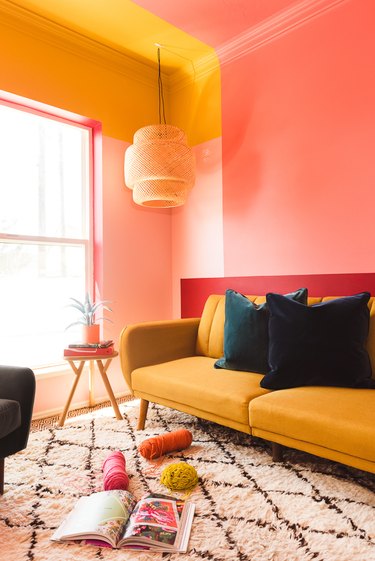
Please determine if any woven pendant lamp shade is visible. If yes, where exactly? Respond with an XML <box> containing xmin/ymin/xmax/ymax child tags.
<box><xmin>124</xmin><ymin>124</ymin><xmax>195</xmax><ymax>208</ymax></box>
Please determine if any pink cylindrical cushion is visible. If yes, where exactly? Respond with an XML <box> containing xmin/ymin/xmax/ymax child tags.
<box><xmin>102</xmin><ymin>451</ymin><xmax>129</xmax><ymax>490</ymax></box>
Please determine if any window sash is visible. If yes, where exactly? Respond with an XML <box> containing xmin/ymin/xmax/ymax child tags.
<box><xmin>0</xmin><ymin>99</ymin><xmax>94</xmax><ymax>369</ymax></box>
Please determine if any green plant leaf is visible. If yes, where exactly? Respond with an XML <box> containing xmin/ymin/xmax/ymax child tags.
<box><xmin>65</xmin><ymin>294</ymin><xmax>113</xmax><ymax>330</ymax></box>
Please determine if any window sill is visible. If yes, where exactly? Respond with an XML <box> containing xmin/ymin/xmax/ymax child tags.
<box><xmin>34</xmin><ymin>363</ymin><xmax>71</xmax><ymax>379</ymax></box>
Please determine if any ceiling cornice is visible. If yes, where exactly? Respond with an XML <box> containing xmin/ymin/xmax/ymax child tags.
<box><xmin>170</xmin><ymin>0</ymin><xmax>347</xmax><ymax>91</ymax></box>
<box><xmin>0</xmin><ymin>0</ymin><xmax>158</xmax><ymax>88</ymax></box>
<box><xmin>168</xmin><ymin>52</ymin><xmax>220</xmax><ymax>93</ymax></box>
<box><xmin>216</xmin><ymin>0</ymin><xmax>347</xmax><ymax>67</ymax></box>
<box><xmin>0</xmin><ymin>0</ymin><xmax>348</xmax><ymax>93</ymax></box>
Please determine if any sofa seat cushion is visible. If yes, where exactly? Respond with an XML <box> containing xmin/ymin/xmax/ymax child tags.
<box><xmin>249</xmin><ymin>386</ymin><xmax>375</xmax><ymax>462</ymax></box>
<box><xmin>132</xmin><ymin>356</ymin><xmax>269</xmax><ymax>426</ymax></box>
<box><xmin>0</xmin><ymin>399</ymin><xmax>21</xmax><ymax>439</ymax></box>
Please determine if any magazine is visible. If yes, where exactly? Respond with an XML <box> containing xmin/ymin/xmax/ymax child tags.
<box><xmin>68</xmin><ymin>340</ymin><xmax>114</xmax><ymax>349</ymax></box>
<box><xmin>51</xmin><ymin>490</ymin><xmax>195</xmax><ymax>552</ymax></box>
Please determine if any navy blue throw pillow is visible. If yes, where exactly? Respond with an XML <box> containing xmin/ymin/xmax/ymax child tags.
<box><xmin>261</xmin><ymin>292</ymin><xmax>375</xmax><ymax>390</ymax></box>
<box><xmin>214</xmin><ymin>288</ymin><xmax>308</xmax><ymax>374</ymax></box>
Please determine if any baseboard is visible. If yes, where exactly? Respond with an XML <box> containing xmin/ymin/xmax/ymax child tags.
<box><xmin>32</xmin><ymin>391</ymin><xmax>133</xmax><ymax>420</ymax></box>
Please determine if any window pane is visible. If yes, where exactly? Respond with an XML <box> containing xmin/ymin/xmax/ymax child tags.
<box><xmin>0</xmin><ymin>104</ymin><xmax>89</xmax><ymax>239</ymax></box>
<box><xmin>0</xmin><ymin>99</ymin><xmax>92</xmax><ymax>369</ymax></box>
<box><xmin>0</xmin><ymin>242</ymin><xmax>87</xmax><ymax>367</ymax></box>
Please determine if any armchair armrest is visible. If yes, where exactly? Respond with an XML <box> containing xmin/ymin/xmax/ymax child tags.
<box><xmin>0</xmin><ymin>365</ymin><xmax>36</xmax><ymax>457</ymax></box>
<box><xmin>119</xmin><ymin>318</ymin><xmax>200</xmax><ymax>392</ymax></box>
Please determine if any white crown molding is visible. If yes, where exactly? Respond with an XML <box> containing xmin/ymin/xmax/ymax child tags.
<box><xmin>0</xmin><ymin>0</ymin><xmax>157</xmax><ymax>88</ymax></box>
<box><xmin>0</xmin><ymin>0</ymin><xmax>347</xmax><ymax>94</ymax></box>
<box><xmin>216</xmin><ymin>0</ymin><xmax>347</xmax><ymax>67</ymax></box>
<box><xmin>169</xmin><ymin>0</ymin><xmax>347</xmax><ymax>91</ymax></box>
<box><xmin>169</xmin><ymin>52</ymin><xmax>221</xmax><ymax>93</ymax></box>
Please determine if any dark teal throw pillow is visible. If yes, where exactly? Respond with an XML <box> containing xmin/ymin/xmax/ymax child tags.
<box><xmin>214</xmin><ymin>287</ymin><xmax>308</xmax><ymax>374</ymax></box>
<box><xmin>261</xmin><ymin>292</ymin><xmax>374</xmax><ymax>390</ymax></box>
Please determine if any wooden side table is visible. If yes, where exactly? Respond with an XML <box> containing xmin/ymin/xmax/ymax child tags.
<box><xmin>58</xmin><ymin>351</ymin><xmax>122</xmax><ymax>427</ymax></box>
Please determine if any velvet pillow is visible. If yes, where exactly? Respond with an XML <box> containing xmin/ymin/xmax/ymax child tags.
<box><xmin>214</xmin><ymin>287</ymin><xmax>308</xmax><ymax>374</ymax></box>
<box><xmin>261</xmin><ymin>292</ymin><xmax>375</xmax><ymax>390</ymax></box>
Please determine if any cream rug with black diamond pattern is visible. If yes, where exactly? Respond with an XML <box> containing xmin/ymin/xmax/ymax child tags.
<box><xmin>1</xmin><ymin>399</ymin><xmax>375</xmax><ymax>561</ymax></box>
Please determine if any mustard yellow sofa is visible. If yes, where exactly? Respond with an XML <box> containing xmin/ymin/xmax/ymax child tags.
<box><xmin>119</xmin><ymin>294</ymin><xmax>375</xmax><ymax>474</ymax></box>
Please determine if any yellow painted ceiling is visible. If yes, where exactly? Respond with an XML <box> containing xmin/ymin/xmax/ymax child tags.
<box><xmin>8</xmin><ymin>0</ymin><xmax>215</xmax><ymax>74</ymax></box>
<box><xmin>2</xmin><ymin>0</ymin><xmax>298</xmax><ymax>144</ymax></box>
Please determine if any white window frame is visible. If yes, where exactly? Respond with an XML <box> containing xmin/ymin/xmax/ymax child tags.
<box><xmin>0</xmin><ymin>94</ymin><xmax>96</xmax><ymax>372</ymax></box>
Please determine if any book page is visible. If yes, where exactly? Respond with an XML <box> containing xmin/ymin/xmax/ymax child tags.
<box><xmin>120</xmin><ymin>494</ymin><xmax>182</xmax><ymax>548</ymax></box>
<box><xmin>52</xmin><ymin>490</ymin><xmax>136</xmax><ymax>547</ymax></box>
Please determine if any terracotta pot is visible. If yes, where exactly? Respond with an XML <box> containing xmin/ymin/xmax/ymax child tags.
<box><xmin>82</xmin><ymin>324</ymin><xmax>100</xmax><ymax>344</ymax></box>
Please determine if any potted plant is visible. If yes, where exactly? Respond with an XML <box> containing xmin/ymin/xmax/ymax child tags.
<box><xmin>66</xmin><ymin>292</ymin><xmax>113</xmax><ymax>344</ymax></box>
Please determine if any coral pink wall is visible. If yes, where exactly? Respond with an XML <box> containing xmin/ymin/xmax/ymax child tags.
<box><xmin>171</xmin><ymin>137</ymin><xmax>224</xmax><ymax>316</ymax></box>
<box><xmin>100</xmin><ymin>135</ymin><xmax>173</xmax><ymax>386</ymax></box>
<box><xmin>101</xmin><ymin>136</ymin><xmax>172</xmax><ymax>325</ymax></box>
<box><xmin>33</xmin><ymin>135</ymin><xmax>173</xmax><ymax>415</ymax></box>
<box><xmin>220</xmin><ymin>0</ymin><xmax>375</xmax><ymax>276</ymax></box>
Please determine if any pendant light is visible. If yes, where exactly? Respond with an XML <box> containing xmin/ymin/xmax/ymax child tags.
<box><xmin>124</xmin><ymin>48</ymin><xmax>195</xmax><ymax>208</ymax></box>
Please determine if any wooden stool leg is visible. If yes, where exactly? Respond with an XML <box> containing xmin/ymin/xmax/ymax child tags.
<box><xmin>96</xmin><ymin>359</ymin><xmax>123</xmax><ymax>420</ymax></box>
<box><xmin>58</xmin><ymin>361</ymin><xmax>85</xmax><ymax>427</ymax></box>
<box><xmin>88</xmin><ymin>361</ymin><xmax>95</xmax><ymax>407</ymax></box>
<box><xmin>137</xmin><ymin>399</ymin><xmax>149</xmax><ymax>430</ymax></box>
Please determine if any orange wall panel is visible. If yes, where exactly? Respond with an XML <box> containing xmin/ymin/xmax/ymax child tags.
<box><xmin>169</xmin><ymin>63</ymin><xmax>222</xmax><ymax>146</ymax></box>
<box><xmin>0</xmin><ymin>18</ymin><xmax>157</xmax><ymax>142</ymax></box>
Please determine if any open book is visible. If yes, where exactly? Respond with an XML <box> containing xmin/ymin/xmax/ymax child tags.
<box><xmin>51</xmin><ymin>490</ymin><xmax>195</xmax><ymax>552</ymax></box>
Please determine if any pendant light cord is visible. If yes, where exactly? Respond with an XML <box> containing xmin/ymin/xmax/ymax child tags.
<box><xmin>158</xmin><ymin>47</ymin><xmax>167</xmax><ymax>125</ymax></box>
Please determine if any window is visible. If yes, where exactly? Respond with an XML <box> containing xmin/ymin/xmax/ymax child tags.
<box><xmin>0</xmin><ymin>101</ymin><xmax>92</xmax><ymax>368</ymax></box>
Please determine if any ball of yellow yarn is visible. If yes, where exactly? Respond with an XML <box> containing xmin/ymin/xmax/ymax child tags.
<box><xmin>160</xmin><ymin>462</ymin><xmax>198</xmax><ymax>491</ymax></box>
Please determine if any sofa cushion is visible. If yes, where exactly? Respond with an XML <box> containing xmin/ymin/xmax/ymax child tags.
<box><xmin>0</xmin><ymin>399</ymin><xmax>21</xmax><ymax>439</ymax></box>
<box><xmin>131</xmin><ymin>356</ymin><xmax>269</xmax><ymax>426</ymax></box>
<box><xmin>215</xmin><ymin>288</ymin><xmax>308</xmax><ymax>374</ymax></box>
<box><xmin>261</xmin><ymin>292</ymin><xmax>375</xmax><ymax>390</ymax></box>
<box><xmin>249</xmin><ymin>386</ymin><xmax>375</xmax><ymax>462</ymax></box>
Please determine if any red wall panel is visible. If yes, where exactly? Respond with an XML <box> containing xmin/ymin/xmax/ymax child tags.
<box><xmin>181</xmin><ymin>273</ymin><xmax>375</xmax><ymax>317</ymax></box>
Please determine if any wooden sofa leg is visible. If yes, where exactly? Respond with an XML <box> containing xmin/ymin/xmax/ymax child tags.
<box><xmin>0</xmin><ymin>458</ymin><xmax>4</xmax><ymax>495</ymax></box>
<box><xmin>272</xmin><ymin>442</ymin><xmax>284</xmax><ymax>462</ymax></box>
<box><xmin>137</xmin><ymin>399</ymin><xmax>149</xmax><ymax>430</ymax></box>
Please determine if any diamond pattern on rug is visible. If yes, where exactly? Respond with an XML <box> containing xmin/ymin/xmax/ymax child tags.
<box><xmin>1</xmin><ymin>400</ymin><xmax>375</xmax><ymax>561</ymax></box>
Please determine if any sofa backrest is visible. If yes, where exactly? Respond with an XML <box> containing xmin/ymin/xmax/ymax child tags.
<box><xmin>196</xmin><ymin>294</ymin><xmax>375</xmax><ymax>378</ymax></box>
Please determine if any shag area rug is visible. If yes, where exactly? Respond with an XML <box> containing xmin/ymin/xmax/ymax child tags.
<box><xmin>1</xmin><ymin>400</ymin><xmax>375</xmax><ymax>561</ymax></box>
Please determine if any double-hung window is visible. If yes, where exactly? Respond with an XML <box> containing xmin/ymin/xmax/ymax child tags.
<box><xmin>0</xmin><ymin>100</ymin><xmax>92</xmax><ymax>369</ymax></box>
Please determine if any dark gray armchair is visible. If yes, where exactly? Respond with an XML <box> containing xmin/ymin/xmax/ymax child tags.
<box><xmin>0</xmin><ymin>365</ymin><xmax>36</xmax><ymax>494</ymax></box>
